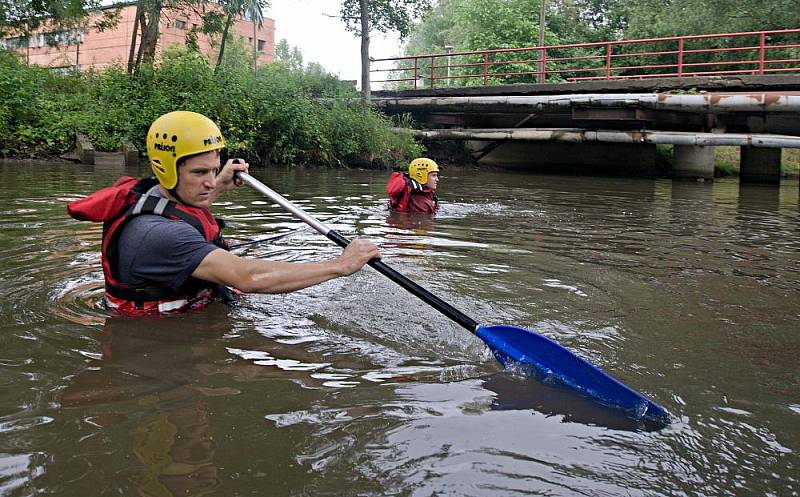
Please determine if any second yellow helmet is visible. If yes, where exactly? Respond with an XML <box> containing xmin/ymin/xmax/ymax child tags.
<box><xmin>408</xmin><ymin>158</ymin><xmax>439</xmax><ymax>184</ymax></box>
<box><xmin>146</xmin><ymin>111</ymin><xmax>226</xmax><ymax>189</ymax></box>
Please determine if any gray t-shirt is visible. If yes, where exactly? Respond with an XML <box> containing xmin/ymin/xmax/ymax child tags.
<box><xmin>116</xmin><ymin>187</ymin><xmax>219</xmax><ymax>289</ymax></box>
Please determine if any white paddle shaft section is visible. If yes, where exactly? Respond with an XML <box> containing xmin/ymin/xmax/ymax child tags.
<box><xmin>236</xmin><ymin>172</ymin><xmax>332</xmax><ymax>237</ymax></box>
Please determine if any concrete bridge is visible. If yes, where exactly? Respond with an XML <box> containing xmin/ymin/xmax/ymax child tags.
<box><xmin>370</xmin><ymin>29</ymin><xmax>800</xmax><ymax>183</ymax></box>
<box><xmin>373</xmin><ymin>75</ymin><xmax>800</xmax><ymax>183</ymax></box>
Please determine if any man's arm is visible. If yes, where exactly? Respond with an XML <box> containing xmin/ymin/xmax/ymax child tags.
<box><xmin>191</xmin><ymin>238</ymin><xmax>381</xmax><ymax>294</ymax></box>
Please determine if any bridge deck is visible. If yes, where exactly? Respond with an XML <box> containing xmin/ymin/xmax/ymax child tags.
<box><xmin>374</xmin><ymin>76</ymin><xmax>800</xmax><ymax>141</ymax></box>
<box><xmin>375</xmin><ymin>76</ymin><xmax>800</xmax><ymax>182</ymax></box>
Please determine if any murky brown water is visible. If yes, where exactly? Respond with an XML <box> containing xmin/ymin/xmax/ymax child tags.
<box><xmin>0</xmin><ymin>162</ymin><xmax>798</xmax><ymax>496</ymax></box>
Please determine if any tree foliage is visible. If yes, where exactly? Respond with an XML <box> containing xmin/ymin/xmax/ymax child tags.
<box><xmin>401</xmin><ymin>0</ymin><xmax>799</xmax><ymax>85</ymax></box>
<box><xmin>336</xmin><ymin>0</ymin><xmax>432</xmax><ymax>100</ymax></box>
<box><xmin>407</xmin><ymin>0</ymin><xmax>799</xmax><ymax>52</ymax></box>
<box><xmin>616</xmin><ymin>0</ymin><xmax>799</xmax><ymax>39</ymax></box>
<box><xmin>405</xmin><ymin>0</ymin><xmax>620</xmax><ymax>56</ymax></box>
<box><xmin>339</xmin><ymin>0</ymin><xmax>430</xmax><ymax>37</ymax></box>
<box><xmin>1</xmin><ymin>0</ymin><xmax>96</xmax><ymax>36</ymax></box>
<box><xmin>0</xmin><ymin>48</ymin><xmax>421</xmax><ymax>165</ymax></box>
<box><xmin>0</xmin><ymin>0</ymin><xmax>124</xmax><ymax>43</ymax></box>
<box><xmin>274</xmin><ymin>38</ymin><xmax>303</xmax><ymax>70</ymax></box>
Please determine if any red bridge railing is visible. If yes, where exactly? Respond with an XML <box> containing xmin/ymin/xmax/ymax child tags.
<box><xmin>371</xmin><ymin>28</ymin><xmax>800</xmax><ymax>89</ymax></box>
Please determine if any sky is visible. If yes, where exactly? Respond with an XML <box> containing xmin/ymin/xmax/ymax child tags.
<box><xmin>265</xmin><ymin>0</ymin><xmax>403</xmax><ymax>87</ymax></box>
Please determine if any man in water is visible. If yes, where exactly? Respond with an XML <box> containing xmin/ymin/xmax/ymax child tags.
<box><xmin>386</xmin><ymin>158</ymin><xmax>440</xmax><ymax>214</ymax></box>
<box><xmin>68</xmin><ymin>110</ymin><xmax>380</xmax><ymax>316</ymax></box>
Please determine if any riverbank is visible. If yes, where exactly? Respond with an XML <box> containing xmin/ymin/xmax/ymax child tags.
<box><xmin>0</xmin><ymin>48</ymin><xmax>421</xmax><ymax>169</ymax></box>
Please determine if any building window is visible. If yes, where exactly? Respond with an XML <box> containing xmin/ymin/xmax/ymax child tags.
<box><xmin>44</xmin><ymin>30</ymin><xmax>80</xmax><ymax>46</ymax></box>
<box><xmin>175</xmin><ymin>20</ymin><xmax>186</xmax><ymax>29</ymax></box>
<box><xmin>0</xmin><ymin>36</ymin><xmax>28</xmax><ymax>49</ymax></box>
<box><xmin>257</xmin><ymin>39</ymin><xmax>265</xmax><ymax>52</ymax></box>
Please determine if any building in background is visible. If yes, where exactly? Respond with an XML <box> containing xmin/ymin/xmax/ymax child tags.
<box><xmin>0</xmin><ymin>3</ymin><xmax>275</xmax><ymax>72</ymax></box>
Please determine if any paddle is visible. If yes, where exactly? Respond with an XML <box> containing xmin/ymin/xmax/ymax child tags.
<box><xmin>235</xmin><ymin>171</ymin><xmax>671</xmax><ymax>425</ymax></box>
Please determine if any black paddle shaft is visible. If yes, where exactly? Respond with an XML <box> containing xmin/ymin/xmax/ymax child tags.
<box><xmin>325</xmin><ymin>230</ymin><xmax>480</xmax><ymax>333</ymax></box>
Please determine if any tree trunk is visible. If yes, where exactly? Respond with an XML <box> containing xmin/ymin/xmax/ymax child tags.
<box><xmin>127</xmin><ymin>0</ymin><xmax>142</xmax><ymax>74</ymax></box>
<box><xmin>216</xmin><ymin>13</ymin><xmax>235</xmax><ymax>70</ymax></box>
<box><xmin>359</xmin><ymin>0</ymin><xmax>370</xmax><ymax>102</ymax></box>
<box><xmin>135</xmin><ymin>11</ymin><xmax>147</xmax><ymax>69</ymax></box>
<box><xmin>139</xmin><ymin>0</ymin><xmax>163</xmax><ymax>64</ymax></box>
<box><xmin>538</xmin><ymin>0</ymin><xmax>546</xmax><ymax>83</ymax></box>
<box><xmin>252</xmin><ymin>14</ymin><xmax>257</xmax><ymax>75</ymax></box>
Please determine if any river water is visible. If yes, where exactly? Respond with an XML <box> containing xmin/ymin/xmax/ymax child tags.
<box><xmin>0</xmin><ymin>162</ymin><xmax>797</xmax><ymax>496</ymax></box>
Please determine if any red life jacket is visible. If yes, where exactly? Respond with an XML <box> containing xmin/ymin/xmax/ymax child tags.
<box><xmin>67</xmin><ymin>176</ymin><xmax>228</xmax><ymax>316</ymax></box>
<box><xmin>386</xmin><ymin>171</ymin><xmax>438</xmax><ymax>214</ymax></box>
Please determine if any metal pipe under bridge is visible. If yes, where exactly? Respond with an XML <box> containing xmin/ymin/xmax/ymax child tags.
<box><xmin>371</xmin><ymin>29</ymin><xmax>800</xmax><ymax>183</ymax></box>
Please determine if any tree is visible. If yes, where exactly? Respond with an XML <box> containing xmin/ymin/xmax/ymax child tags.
<box><xmin>216</xmin><ymin>0</ymin><xmax>266</xmax><ymax>70</ymax></box>
<box><xmin>275</xmin><ymin>38</ymin><xmax>303</xmax><ymax>70</ymax></box>
<box><xmin>127</xmin><ymin>0</ymin><xmax>165</xmax><ymax>74</ymax></box>
<box><xmin>0</xmin><ymin>0</ymin><xmax>99</xmax><ymax>36</ymax></box>
<box><xmin>616</xmin><ymin>0</ymin><xmax>799</xmax><ymax>38</ymax></box>
<box><xmin>337</xmin><ymin>0</ymin><xmax>432</xmax><ymax>101</ymax></box>
<box><xmin>1</xmin><ymin>0</ymin><xmax>121</xmax><ymax>55</ymax></box>
<box><xmin>403</xmin><ymin>0</ymin><xmax>564</xmax><ymax>85</ymax></box>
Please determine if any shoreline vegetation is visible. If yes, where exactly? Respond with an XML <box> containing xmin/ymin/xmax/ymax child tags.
<box><xmin>0</xmin><ymin>45</ymin><xmax>422</xmax><ymax>169</ymax></box>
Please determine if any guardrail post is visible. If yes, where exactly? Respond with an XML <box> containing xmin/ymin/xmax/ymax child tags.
<box><xmin>759</xmin><ymin>32</ymin><xmax>766</xmax><ymax>74</ymax></box>
<box><xmin>483</xmin><ymin>53</ymin><xmax>489</xmax><ymax>86</ymax></box>
<box><xmin>678</xmin><ymin>37</ymin><xmax>684</xmax><ymax>76</ymax></box>
<box><xmin>413</xmin><ymin>58</ymin><xmax>418</xmax><ymax>89</ymax></box>
<box><xmin>430</xmin><ymin>56</ymin><xmax>436</xmax><ymax>88</ymax></box>
<box><xmin>605</xmin><ymin>43</ymin><xmax>612</xmax><ymax>79</ymax></box>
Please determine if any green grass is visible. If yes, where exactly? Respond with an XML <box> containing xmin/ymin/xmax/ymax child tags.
<box><xmin>657</xmin><ymin>145</ymin><xmax>800</xmax><ymax>178</ymax></box>
<box><xmin>715</xmin><ymin>146</ymin><xmax>800</xmax><ymax>178</ymax></box>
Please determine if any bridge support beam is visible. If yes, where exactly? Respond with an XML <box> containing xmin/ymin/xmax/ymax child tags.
<box><xmin>476</xmin><ymin>142</ymin><xmax>657</xmax><ymax>175</ymax></box>
<box><xmin>740</xmin><ymin>147</ymin><xmax>781</xmax><ymax>184</ymax></box>
<box><xmin>673</xmin><ymin>145</ymin><xmax>715</xmax><ymax>180</ymax></box>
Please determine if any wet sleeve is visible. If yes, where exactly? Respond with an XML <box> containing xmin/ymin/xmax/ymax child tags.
<box><xmin>117</xmin><ymin>216</ymin><xmax>219</xmax><ymax>290</ymax></box>
<box><xmin>387</xmin><ymin>172</ymin><xmax>411</xmax><ymax>202</ymax></box>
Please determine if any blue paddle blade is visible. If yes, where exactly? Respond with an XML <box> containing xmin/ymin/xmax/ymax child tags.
<box><xmin>476</xmin><ymin>324</ymin><xmax>671</xmax><ymax>425</ymax></box>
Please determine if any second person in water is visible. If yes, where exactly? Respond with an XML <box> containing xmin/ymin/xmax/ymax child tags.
<box><xmin>386</xmin><ymin>158</ymin><xmax>440</xmax><ymax>214</ymax></box>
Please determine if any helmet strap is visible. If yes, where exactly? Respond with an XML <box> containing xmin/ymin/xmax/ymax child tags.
<box><xmin>168</xmin><ymin>181</ymin><xmax>187</xmax><ymax>206</ymax></box>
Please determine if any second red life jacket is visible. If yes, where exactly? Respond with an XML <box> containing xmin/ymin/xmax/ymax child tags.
<box><xmin>386</xmin><ymin>171</ymin><xmax>438</xmax><ymax>214</ymax></box>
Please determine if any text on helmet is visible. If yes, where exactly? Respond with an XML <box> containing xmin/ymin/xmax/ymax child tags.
<box><xmin>204</xmin><ymin>136</ymin><xmax>222</xmax><ymax>146</ymax></box>
<box><xmin>153</xmin><ymin>142</ymin><xmax>176</xmax><ymax>153</ymax></box>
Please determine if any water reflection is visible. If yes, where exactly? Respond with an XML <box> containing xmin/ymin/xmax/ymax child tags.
<box><xmin>385</xmin><ymin>210</ymin><xmax>436</xmax><ymax>232</ymax></box>
<box><xmin>60</xmin><ymin>313</ymin><xmax>233</xmax><ymax>497</ymax></box>
<box><xmin>482</xmin><ymin>373</ymin><xmax>661</xmax><ymax>431</ymax></box>
<box><xmin>738</xmin><ymin>183</ymin><xmax>780</xmax><ymax>213</ymax></box>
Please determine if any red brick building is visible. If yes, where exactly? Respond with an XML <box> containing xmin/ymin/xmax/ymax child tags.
<box><xmin>1</xmin><ymin>3</ymin><xmax>275</xmax><ymax>71</ymax></box>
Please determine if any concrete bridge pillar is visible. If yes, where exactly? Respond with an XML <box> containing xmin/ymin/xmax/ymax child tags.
<box><xmin>673</xmin><ymin>145</ymin><xmax>715</xmax><ymax>180</ymax></box>
<box><xmin>740</xmin><ymin>147</ymin><xmax>781</xmax><ymax>184</ymax></box>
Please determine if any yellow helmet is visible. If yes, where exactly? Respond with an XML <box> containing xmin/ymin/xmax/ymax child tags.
<box><xmin>408</xmin><ymin>158</ymin><xmax>440</xmax><ymax>184</ymax></box>
<box><xmin>146</xmin><ymin>111</ymin><xmax>225</xmax><ymax>189</ymax></box>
